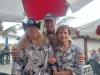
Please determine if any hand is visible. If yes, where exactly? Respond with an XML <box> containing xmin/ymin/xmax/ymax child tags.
<box><xmin>79</xmin><ymin>54</ymin><xmax>85</xmax><ymax>62</ymax></box>
<box><xmin>11</xmin><ymin>46</ymin><xmax>20</xmax><ymax>59</ymax></box>
<box><xmin>48</xmin><ymin>57</ymin><xmax>57</xmax><ymax>64</ymax></box>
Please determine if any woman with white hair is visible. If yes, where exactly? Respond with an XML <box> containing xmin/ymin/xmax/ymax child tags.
<box><xmin>49</xmin><ymin>25</ymin><xmax>83</xmax><ymax>75</ymax></box>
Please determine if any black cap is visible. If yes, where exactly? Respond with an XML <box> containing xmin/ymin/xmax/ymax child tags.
<box><xmin>22</xmin><ymin>18</ymin><xmax>39</xmax><ymax>30</ymax></box>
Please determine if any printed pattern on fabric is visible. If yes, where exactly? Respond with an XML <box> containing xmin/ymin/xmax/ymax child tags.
<box><xmin>53</xmin><ymin>44</ymin><xmax>83</xmax><ymax>75</ymax></box>
<box><xmin>12</xmin><ymin>43</ymin><xmax>54</xmax><ymax>75</ymax></box>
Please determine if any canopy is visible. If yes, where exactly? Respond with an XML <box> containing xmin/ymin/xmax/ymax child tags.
<box><xmin>22</xmin><ymin>0</ymin><xmax>68</xmax><ymax>21</ymax></box>
<box><xmin>77</xmin><ymin>19</ymin><xmax>100</xmax><ymax>39</ymax></box>
<box><xmin>0</xmin><ymin>0</ymin><xmax>93</xmax><ymax>22</ymax></box>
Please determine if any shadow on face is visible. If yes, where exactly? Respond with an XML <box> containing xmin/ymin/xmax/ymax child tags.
<box><xmin>25</xmin><ymin>26</ymin><xmax>39</xmax><ymax>40</ymax></box>
<box><xmin>44</xmin><ymin>19</ymin><xmax>55</xmax><ymax>32</ymax></box>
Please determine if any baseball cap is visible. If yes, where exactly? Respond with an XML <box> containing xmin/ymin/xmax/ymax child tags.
<box><xmin>44</xmin><ymin>13</ymin><xmax>56</xmax><ymax>21</ymax></box>
<box><xmin>22</xmin><ymin>18</ymin><xmax>39</xmax><ymax>30</ymax></box>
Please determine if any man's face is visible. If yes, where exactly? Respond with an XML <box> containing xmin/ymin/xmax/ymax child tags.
<box><xmin>44</xmin><ymin>19</ymin><xmax>55</xmax><ymax>32</ymax></box>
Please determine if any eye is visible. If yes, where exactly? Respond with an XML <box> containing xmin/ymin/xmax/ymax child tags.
<box><xmin>58</xmin><ymin>32</ymin><xmax>62</xmax><ymax>34</ymax></box>
<box><xmin>64</xmin><ymin>32</ymin><xmax>68</xmax><ymax>34</ymax></box>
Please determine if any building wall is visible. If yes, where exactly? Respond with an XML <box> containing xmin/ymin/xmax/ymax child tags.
<box><xmin>73</xmin><ymin>38</ymin><xmax>100</xmax><ymax>59</ymax></box>
<box><xmin>87</xmin><ymin>39</ymin><xmax>100</xmax><ymax>58</ymax></box>
<box><xmin>87</xmin><ymin>39</ymin><xmax>100</xmax><ymax>51</ymax></box>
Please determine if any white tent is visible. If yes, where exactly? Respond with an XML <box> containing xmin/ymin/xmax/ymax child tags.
<box><xmin>67</xmin><ymin>0</ymin><xmax>93</xmax><ymax>12</ymax></box>
<box><xmin>0</xmin><ymin>0</ymin><xmax>24</xmax><ymax>22</ymax></box>
<box><xmin>77</xmin><ymin>19</ymin><xmax>100</xmax><ymax>39</ymax></box>
<box><xmin>0</xmin><ymin>0</ymin><xmax>93</xmax><ymax>22</ymax></box>
<box><xmin>57</xmin><ymin>0</ymin><xmax>100</xmax><ymax>27</ymax></box>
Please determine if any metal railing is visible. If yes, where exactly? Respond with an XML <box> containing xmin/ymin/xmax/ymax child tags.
<box><xmin>0</xmin><ymin>50</ymin><xmax>10</xmax><ymax>64</ymax></box>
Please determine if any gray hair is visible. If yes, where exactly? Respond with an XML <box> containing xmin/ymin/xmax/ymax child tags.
<box><xmin>56</xmin><ymin>25</ymin><xmax>71</xmax><ymax>35</ymax></box>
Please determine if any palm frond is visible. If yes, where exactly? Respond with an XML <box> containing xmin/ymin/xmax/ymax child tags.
<box><xmin>17</xmin><ymin>26</ymin><xmax>23</xmax><ymax>30</ymax></box>
<box><xmin>2</xmin><ymin>25</ymin><xmax>17</xmax><ymax>36</ymax></box>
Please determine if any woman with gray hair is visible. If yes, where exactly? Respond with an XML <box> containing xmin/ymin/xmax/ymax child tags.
<box><xmin>49</xmin><ymin>25</ymin><xmax>83</xmax><ymax>75</ymax></box>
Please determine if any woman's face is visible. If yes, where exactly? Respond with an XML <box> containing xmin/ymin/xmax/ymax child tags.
<box><xmin>26</xmin><ymin>26</ymin><xmax>39</xmax><ymax>40</ymax></box>
<box><xmin>57</xmin><ymin>28</ymin><xmax>70</xmax><ymax>43</ymax></box>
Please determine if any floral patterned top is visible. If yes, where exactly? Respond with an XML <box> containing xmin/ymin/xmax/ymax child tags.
<box><xmin>53</xmin><ymin>44</ymin><xmax>83</xmax><ymax>75</ymax></box>
<box><xmin>11</xmin><ymin>43</ymin><xmax>54</xmax><ymax>75</ymax></box>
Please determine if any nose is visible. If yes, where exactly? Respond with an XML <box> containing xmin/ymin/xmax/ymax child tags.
<box><xmin>47</xmin><ymin>22</ymin><xmax>52</xmax><ymax>26</ymax></box>
<box><xmin>62</xmin><ymin>33</ymin><xmax>65</xmax><ymax>36</ymax></box>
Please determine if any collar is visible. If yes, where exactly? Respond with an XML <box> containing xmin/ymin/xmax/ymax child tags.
<box><xmin>47</xmin><ymin>29</ymin><xmax>55</xmax><ymax>34</ymax></box>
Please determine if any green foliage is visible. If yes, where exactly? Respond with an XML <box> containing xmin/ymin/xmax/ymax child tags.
<box><xmin>2</xmin><ymin>25</ymin><xmax>17</xmax><ymax>37</ymax></box>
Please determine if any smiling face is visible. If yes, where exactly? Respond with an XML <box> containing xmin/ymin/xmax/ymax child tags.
<box><xmin>56</xmin><ymin>26</ymin><xmax>70</xmax><ymax>43</ymax></box>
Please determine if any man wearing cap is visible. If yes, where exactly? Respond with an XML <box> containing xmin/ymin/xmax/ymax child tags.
<box><xmin>43</xmin><ymin>14</ymin><xmax>56</xmax><ymax>46</ymax></box>
<box><xmin>44</xmin><ymin>14</ymin><xmax>85</xmax><ymax>67</ymax></box>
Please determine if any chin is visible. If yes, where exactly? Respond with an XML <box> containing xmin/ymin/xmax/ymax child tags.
<box><xmin>60</xmin><ymin>40</ymin><xmax>65</xmax><ymax>43</ymax></box>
